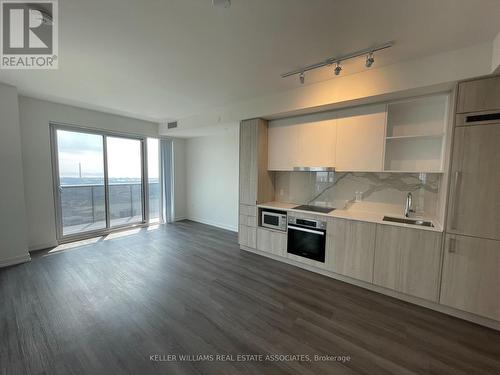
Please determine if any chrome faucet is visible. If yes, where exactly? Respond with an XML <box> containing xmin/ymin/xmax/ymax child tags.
<box><xmin>404</xmin><ymin>192</ymin><xmax>415</xmax><ymax>217</ymax></box>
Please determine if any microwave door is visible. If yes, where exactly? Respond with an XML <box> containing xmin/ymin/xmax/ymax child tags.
<box><xmin>263</xmin><ymin>214</ymin><xmax>280</xmax><ymax>228</ymax></box>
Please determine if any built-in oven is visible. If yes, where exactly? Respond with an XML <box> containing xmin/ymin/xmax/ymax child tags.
<box><xmin>261</xmin><ymin>210</ymin><xmax>287</xmax><ymax>231</ymax></box>
<box><xmin>287</xmin><ymin>216</ymin><xmax>327</xmax><ymax>263</ymax></box>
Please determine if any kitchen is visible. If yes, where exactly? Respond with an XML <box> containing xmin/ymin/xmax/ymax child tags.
<box><xmin>239</xmin><ymin>75</ymin><xmax>500</xmax><ymax>330</ymax></box>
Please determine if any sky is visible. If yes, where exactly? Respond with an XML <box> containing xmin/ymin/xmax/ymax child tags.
<box><xmin>57</xmin><ymin>130</ymin><xmax>158</xmax><ymax>180</ymax></box>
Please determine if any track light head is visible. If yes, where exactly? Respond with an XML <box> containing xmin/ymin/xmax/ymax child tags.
<box><xmin>299</xmin><ymin>72</ymin><xmax>305</xmax><ymax>84</ymax></box>
<box><xmin>334</xmin><ymin>62</ymin><xmax>342</xmax><ymax>76</ymax></box>
<box><xmin>365</xmin><ymin>52</ymin><xmax>375</xmax><ymax>68</ymax></box>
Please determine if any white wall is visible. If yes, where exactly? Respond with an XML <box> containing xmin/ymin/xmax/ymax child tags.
<box><xmin>18</xmin><ymin>96</ymin><xmax>159</xmax><ymax>250</ymax></box>
<box><xmin>0</xmin><ymin>84</ymin><xmax>30</xmax><ymax>266</ymax></box>
<box><xmin>184</xmin><ymin>129</ymin><xmax>239</xmax><ymax>231</ymax></box>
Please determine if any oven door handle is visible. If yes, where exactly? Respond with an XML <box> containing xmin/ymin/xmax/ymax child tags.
<box><xmin>288</xmin><ymin>225</ymin><xmax>325</xmax><ymax>236</ymax></box>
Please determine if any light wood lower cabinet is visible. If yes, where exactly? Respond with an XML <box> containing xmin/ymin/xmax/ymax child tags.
<box><xmin>440</xmin><ymin>234</ymin><xmax>500</xmax><ymax>321</ymax></box>
<box><xmin>256</xmin><ymin>228</ymin><xmax>286</xmax><ymax>256</ymax></box>
<box><xmin>239</xmin><ymin>215</ymin><xmax>257</xmax><ymax>227</ymax></box>
<box><xmin>239</xmin><ymin>204</ymin><xmax>257</xmax><ymax>217</ymax></box>
<box><xmin>373</xmin><ymin>225</ymin><xmax>443</xmax><ymax>301</ymax></box>
<box><xmin>326</xmin><ymin>219</ymin><xmax>376</xmax><ymax>282</ymax></box>
<box><xmin>239</xmin><ymin>225</ymin><xmax>256</xmax><ymax>249</ymax></box>
<box><xmin>239</xmin><ymin>204</ymin><xmax>257</xmax><ymax>228</ymax></box>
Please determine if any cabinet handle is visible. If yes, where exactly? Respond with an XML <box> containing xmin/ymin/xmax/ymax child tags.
<box><xmin>448</xmin><ymin>238</ymin><xmax>457</xmax><ymax>253</ymax></box>
<box><xmin>449</xmin><ymin>171</ymin><xmax>462</xmax><ymax>230</ymax></box>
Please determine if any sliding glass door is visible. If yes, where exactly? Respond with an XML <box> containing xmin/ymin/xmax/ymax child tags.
<box><xmin>107</xmin><ymin>136</ymin><xmax>144</xmax><ymax>227</ymax></box>
<box><xmin>51</xmin><ymin>125</ymin><xmax>154</xmax><ymax>241</ymax></box>
<box><xmin>56</xmin><ymin>129</ymin><xmax>107</xmax><ymax>236</ymax></box>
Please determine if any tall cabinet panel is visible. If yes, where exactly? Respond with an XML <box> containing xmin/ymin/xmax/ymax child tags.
<box><xmin>446</xmin><ymin>123</ymin><xmax>500</xmax><ymax>240</ymax></box>
<box><xmin>239</xmin><ymin>119</ymin><xmax>258</xmax><ymax>206</ymax></box>
<box><xmin>256</xmin><ymin>120</ymin><xmax>275</xmax><ymax>205</ymax></box>
<box><xmin>239</xmin><ymin>119</ymin><xmax>274</xmax><ymax>248</ymax></box>
<box><xmin>440</xmin><ymin>76</ymin><xmax>500</xmax><ymax>321</ymax></box>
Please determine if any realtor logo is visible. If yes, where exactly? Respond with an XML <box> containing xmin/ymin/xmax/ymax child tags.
<box><xmin>1</xmin><ymin>0</ymin><xmax>58</xmax><ymax>69</ymax></box>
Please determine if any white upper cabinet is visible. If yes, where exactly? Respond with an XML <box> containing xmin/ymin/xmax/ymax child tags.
<box><xmin>335</xmin><ymin>104</ymin><xmax>387</xmax><ymax>172</ymax></box>
<box><xmin>296</xmin><ymin>119</ymin><xmax>337</xmax><ymax>168</ymax></box>
<box><xmin>268</xmin><ymin>104</ymin><xmax>386</xmax><ymax>172</ymax></box>
<box><xmin>268</xmin><ymin>93</ymin><xmax>449</xmax><ymax>173</ymax></box>
<box><xmin>268</xmin><ymin>122</ymin><xmax>299</xmax><ymax>170</ymax></box>
<box><xmin>268</xmin><ymin>117</ymin><xmax>336</xmax><ymax>171</ymax></box>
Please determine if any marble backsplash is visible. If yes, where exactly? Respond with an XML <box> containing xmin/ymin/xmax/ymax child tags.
<box><xmin>274</xmin><ymin>172</ymin><xmax>441</xmax><ymax>218</ymax></box>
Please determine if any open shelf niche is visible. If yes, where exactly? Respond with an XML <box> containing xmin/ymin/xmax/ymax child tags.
<box><xmin>384</xmin><ymin>93</ymin><xmax>449</xmax><ymax>172</ymax></box>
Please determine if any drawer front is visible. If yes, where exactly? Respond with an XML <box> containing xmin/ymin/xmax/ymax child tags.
<box><xmin>257</xmin><ymin>228</ymin><xmax>286</xmax><ymax>256</ymax></box>
<box><xmin>240</xmin><ymin>204</ymin><xmax>257</xmax><ymax>217</ymax></box>
<box><xmin>239</xmin><ymin>225</ymin><xmax>256</xmax><ymax>248</ymax></box>
<box><xmin>239</xmin><ymin>214</ymin><xmax>257</xmax><ymax>227</ymax></box>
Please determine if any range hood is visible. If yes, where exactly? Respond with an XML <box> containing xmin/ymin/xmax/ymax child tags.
<box><xmin>293</xmin><ymin>166</ymin><xmax>335</xmax><ymax>172</ymax></box>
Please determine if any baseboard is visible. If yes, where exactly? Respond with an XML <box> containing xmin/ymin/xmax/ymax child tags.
<box><xmin>0</xmin><ymin>253</ymin><xmax>32</xmax><ymax>269</ymax></box>
<box><xmin>29</xmin><ymin>241</ymin><xmax>58</xmax><ymax>252</ymax></box>
<box><xmin>240</xmin><ymin>245</ymin><xmax>500</xmax><ymax>332</ymax></box>
<box><xmin>187</xmin><ymin>216</ymin><xmax>238</xmax><ymax>232</ymax></box>
<box><xmin>174</xmin><ymin>216</ymin><xmax>187</xmax><ymax>221</ymax></box>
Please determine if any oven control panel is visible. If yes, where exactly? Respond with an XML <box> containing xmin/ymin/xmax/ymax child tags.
<box><xmin>288</xmin><ymin>216</ymin><xmax>327</xmax><ymax>230</ymax></box>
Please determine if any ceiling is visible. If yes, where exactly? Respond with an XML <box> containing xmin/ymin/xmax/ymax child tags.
<box><xmin>1</xmin><ymin>0</ymin><xmax>500</xmax><ymax>123</ymax></box>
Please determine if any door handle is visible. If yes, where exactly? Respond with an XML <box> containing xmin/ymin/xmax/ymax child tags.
<box><xmin>287</xmin><ymin>225</ymin><xmax>325</xmax><ymax>236</ymax></box>
<box><xmin>448</xmin><ymin>238</ymin><xmax>457</xmax><ymax>253</ymax></box>
<box><xmin>449</xmin><ymin>171</ymin><xmax>462</xmax><ymax>230</ymax></box>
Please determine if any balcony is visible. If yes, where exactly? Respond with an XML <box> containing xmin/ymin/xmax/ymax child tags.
<box><xmin>61</xmin><ymin>182</ymin><xmax>160</xmax><ymax>235</ymax></box>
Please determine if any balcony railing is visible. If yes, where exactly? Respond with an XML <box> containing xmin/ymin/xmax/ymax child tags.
<box><xmin>60</xmin><ymin>182</ymin><xmax>160</xmax><ymax>230</ymax></box>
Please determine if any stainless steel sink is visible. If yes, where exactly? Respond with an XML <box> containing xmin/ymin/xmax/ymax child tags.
<box><xmin>383</xmin><ymin>216</ymin><xmax>434</xmax><ymax>228</ymax></box>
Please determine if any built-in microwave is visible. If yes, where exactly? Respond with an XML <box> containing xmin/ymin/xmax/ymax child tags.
<box><xmin>261</xmin><ymin>210</ymin><xmax>287</xmax><ymax>231</ymax></box>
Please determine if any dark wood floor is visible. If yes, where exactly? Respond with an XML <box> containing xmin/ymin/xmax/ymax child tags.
<box><xmin>1</xmin><ymin>221</ymin><xmax>500</xmax><ymax>375</ymax></box>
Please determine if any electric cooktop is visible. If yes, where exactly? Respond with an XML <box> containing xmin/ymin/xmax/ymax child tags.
<box><xmin>293</xmin><ymin>205</ymin><xmax>335</xmax><ymax>214</ymax></box>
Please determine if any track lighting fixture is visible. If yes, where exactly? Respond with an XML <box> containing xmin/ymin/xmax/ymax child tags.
<box><xmin>280</xmin><ymin>41</ymin><xmax>393</xmax><ymax>83</ymax></box>
<box><xmin>334</xmin><ymin>62</ymin><xmax>342</xmax><ymax>76</ymax></box>
<box><xmin>365</xmin><ymin>52</ymin><xmax>375</xmax><ymax>68</ymax></box>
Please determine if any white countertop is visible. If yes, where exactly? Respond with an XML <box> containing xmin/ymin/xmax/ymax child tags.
<box><xmin>257</xmin><ymin>201</ymin><xmax>443</xmax><ymax>232</ymax></box>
